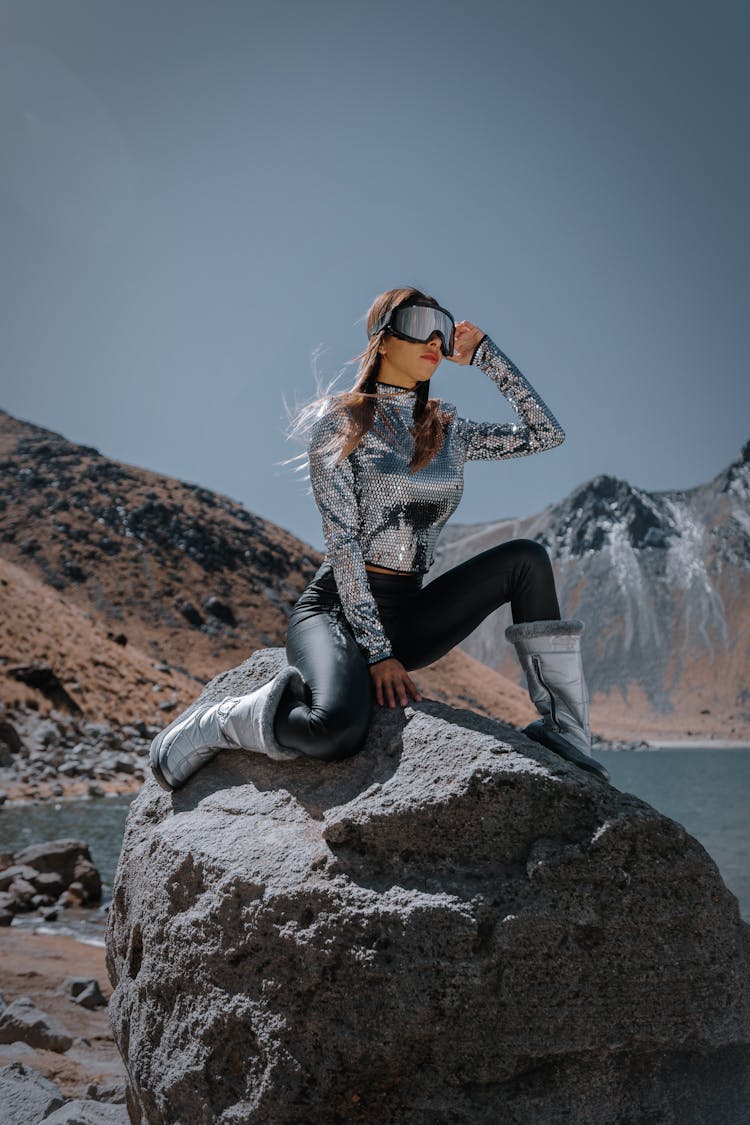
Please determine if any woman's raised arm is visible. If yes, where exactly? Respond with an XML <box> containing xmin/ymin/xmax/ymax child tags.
<box><xmin>452</xmin><ymin>333</ymin><xmax>565</xmax><ymax>461</ymax></box>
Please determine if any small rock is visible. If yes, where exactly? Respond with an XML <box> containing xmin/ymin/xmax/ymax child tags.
<box><xmin>86</xmin><ymin>1075</ymin><xmax>127</xmax><ymax>1102</ymax></box>
<box><xmin>81</xmin><ymin>722</ymin><xmax>109</xmax><ymax>739</ymax></box>
<box><xmin>0</xmin><ymin>719</ymin><xmax>22</xmax><ymax>766</ymax></box>
<box><xmin>44</xmin><ymin>1100</ymin><xmax>130</xmax><ymax>1124</ymax></box>
<box><xmin>8</xmin><ymin>668</ymin><xmax>82</xmax><ymax>715</ymax></box>
<box><xmin>0</xmin><ymin>891</ymin><xmax>19</xmax><ymax>924</ymax></box>
<box><xmin>0</xmin><ymin>996</ymin><xmax>73</xmax><ymax>1052</ymax></box>
<box><xmin>203</xmin><ymin>595</ymin><xmax>237</xmax><ymax>625</ymax></box>
<box><xmin>31</xmin><ymin>871</ymin><xmax>65</xmax><ymax>897</ymax></box>
<box><xmin>62</xmin><ymin>978</ymin><xmax>89</xmax><ymax>998</ymax></box>
<box><xmin>0</xmin><ymin>1061</ymin><xmax>66</xmax><ymax>1124</ymax></box>
<box><xmin>0</xmin><ymin>865</ymin><xmax>39</xmax><ymax>893</ymax></box>
<box><xmin>61</xmin><ymin>559</ymin><xmax>87</xmax><ymax>583</ymax></box>
<box><xmin>73</xmin><ymin>982</ymin><xmax>107</xmax><ymax>1010</ymax></box>
<box><xmin>0</xmin><ymin>719</ymin><xmax>23</xmax><ymax>750</ymax></box>
<box><xmin>112</xmin><ymin>757</ymin><xmax>136</xmax><ymax>775</ymax></box>
<box><xmin>59</xmin><ymin>884</ymin><xmax>84</xmax><ymax>908</ymax></box>
<box><xmin>9</xmin><ymin>879</ymin><xmax>38</xmax><ymax>909</ymax></box>
<box><xmin>176</xmin><ymin>600</ymin><xmax>203</xmax><ymax>627</ymax></box>
<box><xmin>85</xmin><ymin>1081</ymin><xmax>127</xmax><ymax>1103</ymax></box>
<box><xmin>87</xmin><ymin>784</ymin><xmax>105</xmax><ymax>798</ymax></box>
<box><xmin>31</xmin><ymin>893</ymin><xmax>54</xmax><ymax>909</ymax></box>
<box><xmin>0</xmin><ymin>791</ymin><xmax>8</xmax><ymax>807</ymax></box>
<box><xmin>42</xmin><ymin>907</ymin><xmax>58</xmax><ymax>922</ymax></box>
<box><xmin>62</xmin><ymin>976</ymin><xmax>100</xmax><ymax>1001</ymax></box>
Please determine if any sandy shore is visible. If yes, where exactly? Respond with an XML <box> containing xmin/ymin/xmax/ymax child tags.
<box><xmin>0</xmin><ymin>927</ymin><xmax>125</xmax><ymax>1098</ymax></box>
<box><xmin>644</xmin><ymin>739</ymin><xmax>750</xmax><ymax>750</ymax></box>
<box><xmin>0</xmin><ymin>774</ymin><xmax>142</xmax><ymax>805</ymax></box>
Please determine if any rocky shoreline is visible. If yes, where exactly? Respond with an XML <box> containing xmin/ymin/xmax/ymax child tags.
<box><xmin>0</xmin><ymin>839</ymin><xmax>127</xmax><ymax>1122</ymax></box>
<box><xmin>0</xmin><ymin>702</ymin><xmax>658</xmax><ymax>809</ymax></box>
<box><xmin>0</xmin><ymin>704</ymin><xmax>158</xmax><ymax>805</ymax></box>
<box><xmin>0</xmin><ymin>929</ymin><xmax>127</xmax><ymax>1122</ymax></box>
<box><xmin>0</xmin><ymin>838</ymin><xmax>103</xmax><ymax>929</ymax></box>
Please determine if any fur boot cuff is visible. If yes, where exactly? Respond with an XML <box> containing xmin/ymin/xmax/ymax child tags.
<box><xmin>505</xmin><ymin>619</ymin><xmax>584</xmax><ymax>644</ymax></box>
<box><xmin>257</xmin><ymin>664</ymin><xmax>304</xmax><ymax>761</ymax></box>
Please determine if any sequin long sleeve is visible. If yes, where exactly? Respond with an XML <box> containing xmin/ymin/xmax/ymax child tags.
<box><xmin>308</xmin><ymin>409</ymin><xmax>394</xmax><ymax>665</ymax></box>
<box><xmin>456</xmin><ymin>335</ymin><xmax>565</xmax><ymax>459</ymax></box>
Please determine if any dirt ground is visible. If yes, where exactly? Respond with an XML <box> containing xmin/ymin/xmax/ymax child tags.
<box><xmin>0</xmin><ymin>927</ymin><xmax>126</xmax><ymax>1099</ymax></box>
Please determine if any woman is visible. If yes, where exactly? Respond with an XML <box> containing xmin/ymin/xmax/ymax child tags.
<box><xmin>150</xmin><ymin>287</ymin><xmax>609</xmax><ymax>789</ymax></box>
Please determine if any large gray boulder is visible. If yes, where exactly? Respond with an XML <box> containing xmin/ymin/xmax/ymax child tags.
<box><xmin>106</xmin><ymin>649</ymin><xmax>750</xmax><ymax>1125</ymax></box>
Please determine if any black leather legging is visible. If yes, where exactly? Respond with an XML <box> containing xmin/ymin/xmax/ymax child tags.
<box><xmin>275</xmin><ymin>538</ymin><xmax>560</xmax><ymax>763</ymax></box>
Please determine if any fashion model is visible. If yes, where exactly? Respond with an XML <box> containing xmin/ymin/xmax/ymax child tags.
<box><xmin>150</xmin><ymin>287</ymin><xmax>609</xmax><ymax>789</ymax></box>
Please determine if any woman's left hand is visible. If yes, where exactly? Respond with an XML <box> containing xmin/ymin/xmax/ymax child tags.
<box><xmin>446</xmin><ymin>320</ymin><xmax>486</xmax><ymax>366</ymax></box>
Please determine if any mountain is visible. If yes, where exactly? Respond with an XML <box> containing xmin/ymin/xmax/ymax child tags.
<box><xmin>435</xmin><ymin>442</ymin><xmax>750</xmax><ymax>741</ymax></box>
<box><xmin>0</xmin><ymin>408</ymin><xmax>319</xmax><ymax>694</ymax></box>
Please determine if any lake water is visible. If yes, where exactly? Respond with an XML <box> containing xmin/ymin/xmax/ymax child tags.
<box><xmin>0</xmin><ymin>748</ymin><xmax>747</xmax><ymax>943</ymax></box>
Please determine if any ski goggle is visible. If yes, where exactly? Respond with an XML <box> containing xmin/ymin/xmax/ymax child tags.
<box><xmin>369</xmin><ymin>299</ymin><xmax>455</xmax><ymax>357</ymax></box>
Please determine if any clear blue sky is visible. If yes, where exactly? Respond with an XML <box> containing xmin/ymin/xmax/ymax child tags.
<box><xmin>2</xmin><ymin>0</ymin><xmax>747</xmax><ymax>552</ymax></box>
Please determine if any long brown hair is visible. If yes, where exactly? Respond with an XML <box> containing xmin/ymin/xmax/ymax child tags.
<box><xmin>288</xmin><ymin>286</ymin><xmax>452</xmax><ymax>473</ymax></box>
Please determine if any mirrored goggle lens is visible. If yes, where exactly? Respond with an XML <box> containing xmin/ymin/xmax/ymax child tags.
<box><xmin>392</xmin><ymin>305</ymin><xmax>455</xmax><ymax>354</ymax></box>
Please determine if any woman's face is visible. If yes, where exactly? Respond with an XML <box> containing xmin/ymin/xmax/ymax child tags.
<box><xmin>377</xmin><ymin>330</ymin><xmax>443</xmax><ymax>388</ymax></box>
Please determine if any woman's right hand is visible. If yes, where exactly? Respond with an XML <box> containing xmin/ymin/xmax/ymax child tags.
<box><xmin>370</xmin><ymin>657</ymin><xmax>423</xmax><ymax>709</ymax></box>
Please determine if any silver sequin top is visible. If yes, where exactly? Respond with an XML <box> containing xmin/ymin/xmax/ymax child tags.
<box><xmin>308</xmin><ymin>335</ymin><xmax>565</xmax><ymax>664</ymax></box>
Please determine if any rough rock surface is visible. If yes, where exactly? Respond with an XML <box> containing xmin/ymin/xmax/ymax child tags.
<box><xmin>43</xmin><ymin>1099</ymin><xmax>130</xmax><ymax>1124</ymax></box>
<box><xmin>0</xmin><ymin>995</ymin><xmax>74</xmax><ymax>1053</ymax></box>
<box><xmin>0</xmin><ymin>1061</ymin><xmax>66</xmax><ymax>1124</ymax></box>
<box><xmin>107</xmin><ymin>649</ymin><xmax>750</xmax><ymax>1125</ymax></box>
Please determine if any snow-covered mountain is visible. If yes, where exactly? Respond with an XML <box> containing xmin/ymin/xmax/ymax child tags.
<box><xmin>435</xmin><ymin>442</ymin><xmax>750</xmax><ymax>739</ymax></box>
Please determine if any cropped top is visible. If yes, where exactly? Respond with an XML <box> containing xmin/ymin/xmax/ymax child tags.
<box><xmin>307</xmin><ymin>334</ymin><xmax>565</xmax><ymax>664</ymax></box>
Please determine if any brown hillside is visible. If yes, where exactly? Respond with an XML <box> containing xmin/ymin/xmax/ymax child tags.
<box><xmin>0</xmin><ymin>557</ymin><xmax>198</xmax><ymax>725</ymax></box>
<box><xmin>0</xmin><ymin>408</ymin><xmax>317</xmax><ymax>685</ymax></box>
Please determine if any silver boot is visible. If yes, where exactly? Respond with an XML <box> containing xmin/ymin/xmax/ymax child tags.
<box><xmin>505</xmin><ymin>620</ymin><xmax>609</xmax><ymax>783</ymax></box>
<box><xmin>150</xmin><ymin>665</ymin><xmax>303</xmax><ymax>791</ymax></box>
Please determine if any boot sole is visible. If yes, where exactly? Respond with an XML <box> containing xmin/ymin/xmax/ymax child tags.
<box><xmin>523</xmin><ymin>722</ymin><xmax>610</xmax><ymax>783</ymax></box>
